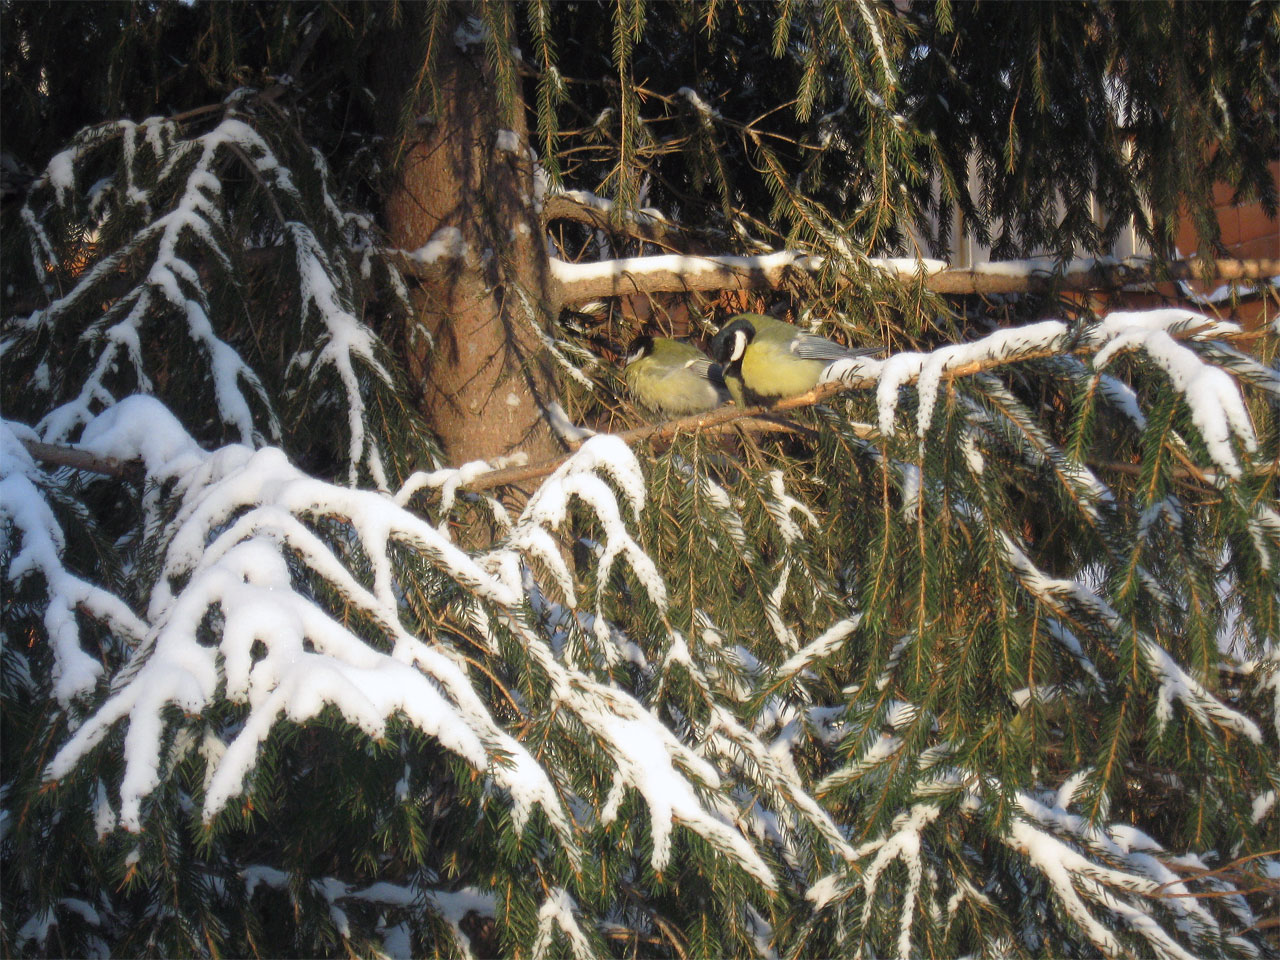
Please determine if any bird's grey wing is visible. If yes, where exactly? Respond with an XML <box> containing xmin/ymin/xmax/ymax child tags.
<box><xmin>683</xmin><ymin>357</ymin><xmax>723</xmax><ymax>382</ymax></box>
<box><xmin>790</xmin><ymin>334</ymin><xmax>878</xmax><ymax>362</ymax></box>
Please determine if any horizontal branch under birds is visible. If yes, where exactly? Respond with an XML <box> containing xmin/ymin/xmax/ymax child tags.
<box><xmin>454</xmin><ymin>322</ymin><xmax>1272</xmax><ymax>493</ymax></box>
<box><xmin>15</xmin><ymin>317</ymin><xmax>1272</xmax><ymax>490</ymax></box>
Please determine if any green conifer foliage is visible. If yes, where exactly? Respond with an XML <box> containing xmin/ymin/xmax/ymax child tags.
<box><xmin>2</xmin><ymin>2</ymin><xmax>1276</xmax><ymax>957</ymax></box>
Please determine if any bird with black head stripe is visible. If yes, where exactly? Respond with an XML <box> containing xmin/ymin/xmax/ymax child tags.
<box><xmin>710</xmin><ymin>313</ymin><xmax>877</xmax><ymax>405</ymax></box>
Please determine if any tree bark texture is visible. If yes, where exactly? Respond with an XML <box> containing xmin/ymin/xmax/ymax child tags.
<box><xmin>383</xmin><ymin>12</ymin><xmax>558</xmax><ymax>466</ymax></box>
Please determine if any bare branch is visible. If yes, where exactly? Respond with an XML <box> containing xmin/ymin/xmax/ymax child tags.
<box><xmin>927</xmin><ymin>257</ymin><xmax>1280</xmax><ymax>295</ymax></box>
<box><xmin>541</xmin><ymin>193</ymin><xmax>689</xmax><ymax>250</ymax></box>
<box><xmin>19</xmin><ymin>440</ymin><xmax>143</xmax><ymax>482</ymax></box>
<box><xmin>18</xmin><ymin>323</ymin><xmax>1269</xmax><ymax>494</ymax></box>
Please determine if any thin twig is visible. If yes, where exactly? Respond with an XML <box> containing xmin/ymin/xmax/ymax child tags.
<box><xmin>1145</xmin><ymin>848</ymin><xmax>1280</xmax><ymax>898</ymax></box>
<box><xmin>15</xmin><ymin>326</ymin><xmax>1270</xmax><ymax>489</ymax></box>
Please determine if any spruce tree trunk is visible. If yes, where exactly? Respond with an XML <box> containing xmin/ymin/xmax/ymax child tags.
<box><xmin>384</xmin><ymin>10</ymin><xmax>558</xmax><ymax>466</ymax></box>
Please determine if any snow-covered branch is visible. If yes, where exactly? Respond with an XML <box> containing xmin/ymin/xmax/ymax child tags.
<box><xmin>536</xmin><ymin>252</ymin><xmax>1278</xmax><ymax>306</ymax></box>
<box><xmin>9</xmin><ymin>102</ymin><xmax>408</xmax><ymax>487</ymax></box>
<box><xmin>456</xmin><ymin>308</ymin><xmax>1267</xmax><ymax>492</ymax></box>
<box><xmin>36</xmin><ymin>398</ymin><xmax>787</xmax><ymax>890</ymax></box>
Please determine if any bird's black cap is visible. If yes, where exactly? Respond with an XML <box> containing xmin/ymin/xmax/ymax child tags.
<box><xmin>625</xmin><ymin>334</ymin><xmax>654</xmax><ymax>363</ymax></box>
<box><xmin>709</xmin><ymin>317</ymin><xmax>756</xmax><ymax>364</ymax></box>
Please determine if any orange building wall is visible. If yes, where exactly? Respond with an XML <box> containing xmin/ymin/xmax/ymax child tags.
<box><xmin>1097</xmin><ymin>162</ymin><xmax>1279</xmax><ymax>330</ymax></box>
<box><xmin>1174</xmin><ymin>162</ymin><xmax>1280</xmax><ymax>263</ymax></box>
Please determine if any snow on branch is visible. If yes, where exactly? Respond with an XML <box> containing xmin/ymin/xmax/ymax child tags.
<box><xmin>457</xmin><ymin>308</ymin><xmax>1266</xmax><ymax>495</ymax></box>
<box><xmin>1004</xmin><ymin>789</ymin><xmax>1243</xmax><ymax>960</ymax></box>
<box><xmin>807</xmin><ymin>755</ymin><xmax>1254</xmax><ymax>960</ymax></box>
<box><xmin>286</xmin><ymin>220</ymin><xmax>394</xmax><ymax>487</ymax></box>
<box><xmin>1088</xmin><ymin>310</ymin><xmax>1258</xmax><ymax>478</ymax></box>
<box><xmin>44</xmin><ymin>398</ymin><xmax>566</xmax><ymax>837</ymax></box>
<box><xmin>27</xmin><ymin>116</ymin><xmax>277</xmax><ymax>447</ymax></box>
<box><xmin>531</xmin><ymin>888</ymin><xmax>597</xmax><ymax>960</ymax></box>
<box><xmin>12</xmin><ymin>101</ymin><xmax>400</xmax><ymax>485</ymax></box>
<box><xmin>997</xmin><ymin>530</ymin><xmax>1262</xmax><ymax>745</ymax></box>
<box><xmin>39</xmin><ymin>400</ymin><xmax>782</xmax><ymax>888</ymax></box>
<box><xmin>806</xmin><ymin>803</ymin><xmax>941</xmax><ymax>958</ymax></box>
<box><xmin>525</xmin><ymin>246</ymin><xmax>1278</xmax><ymax>306</ymax></box>
<box><xmin>0</xmin><ymin>421</ymin><xmax>147</xmax><ymax>705</ymax></box>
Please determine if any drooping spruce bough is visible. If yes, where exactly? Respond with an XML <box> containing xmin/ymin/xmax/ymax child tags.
<box><xmin>2</xmin><ymin>3</ymin><xmax>1277</xmax><ymax>958</ymax></box>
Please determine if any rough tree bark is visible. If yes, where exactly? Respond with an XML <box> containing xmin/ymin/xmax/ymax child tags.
<box><xmin>383</xmin><ymin>8</ymin><xmax>559</xmax><ymax>466</ymax></box>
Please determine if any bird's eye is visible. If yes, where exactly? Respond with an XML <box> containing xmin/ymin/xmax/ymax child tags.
<box><xmin>729</xmin><ymin>330</ymin><xmax>748</xmax><ymax>362</ymax></box>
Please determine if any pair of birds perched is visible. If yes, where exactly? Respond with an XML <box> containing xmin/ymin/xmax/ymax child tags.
<box><xmin>623</xmin><ymin>313</ymin><xmax>877</xmax><ymax>416</ymax></box>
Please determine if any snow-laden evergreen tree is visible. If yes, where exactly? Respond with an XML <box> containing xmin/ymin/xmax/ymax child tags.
<box><xmin>2</xmin><ymin>2</ymin><xmax>1277</xmax><ymax>957</ymax></box>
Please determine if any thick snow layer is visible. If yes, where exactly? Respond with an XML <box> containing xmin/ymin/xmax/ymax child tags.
<box><xmin>829</xmin><ymin>309</ymin><xmax>1259</xmax><ymax>512</ymax></box>
<box><xmin>1</xmin><ymin>424</ymin><xmax>146</xmax><ymax>705</ymax></box>
<box><xmin>40</xmin><ymin>406</ymin><xmax>779</xmax><ymax>891</ymax></box>
<box><xmin>851</xmin><ymin>320</ymin><xmax>1071</xmax><ymax>437</ymax></box>
<box><xmin>78</xmin><ymin>396</ymin><xmax>206</xmax><ymax>480</ymax></box>
<box><xmin>549</xmin><ymin>250</ymin><xmax>820</xmax><ymax>285</ymax></box>
<box><xmin>44</xmin><ymin>406</ymin><xmax>570</xmax><ymax>839</ymax></box>
<box><xmin>832</xmin><ymin>309</ymin><xmax>1257</xmax><ymax>495</ymax></box>
<box><xmin>45</xmin><ymin>148</ymin><xmax>79</xmax><ymax>206</ymax></box>
<box><xmin>0</xmin><ymin>420</ymin><xmax>41</xmax><ymax>480</ymax></box>
<box><xmin>1094</xmin><ymin>324</ymin><xmax>1256</xmax><ymax>477</ymax></box>
<box><xmin>551</xmin><ymin>248</ymin><xmax>951</xmax><ymax>291</ymax></box>
<box><xmin>1090</xmin><ymin>308</ymin><xmax>1240</xmax><ymax>342</ymax></box>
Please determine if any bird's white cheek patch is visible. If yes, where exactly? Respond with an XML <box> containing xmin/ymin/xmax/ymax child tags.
<box><xmin>730</xmin><ymin>330</ymin><xmax>748</xmax><ymax>362</ymax></box>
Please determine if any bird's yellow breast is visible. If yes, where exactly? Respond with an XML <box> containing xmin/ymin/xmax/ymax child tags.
<box><xmin>625</xmin><ymin>360</ymin><xmax>724</xmax><ymax>415</ymax></box>
<box><xmin>741</xmin><ymin>343</ymin><xmax>825</xmax><ymax>398</ymax></box>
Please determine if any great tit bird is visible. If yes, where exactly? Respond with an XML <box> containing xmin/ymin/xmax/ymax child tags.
<box><xmin>710</xmin><ymin>313</ymin><xmax>876</xmax><ymax>403</ymax></box>
<box><xmin>622</xmin><ymin>335</ymin><xmax>730</xmax><ymax>416</ymax></box>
